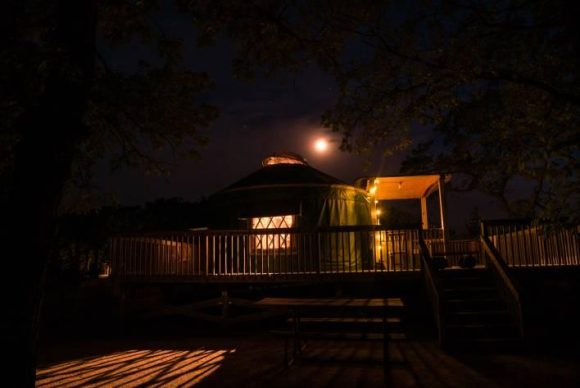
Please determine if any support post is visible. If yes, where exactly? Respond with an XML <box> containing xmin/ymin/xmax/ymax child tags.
<box><xmin>480</xmin><ymin>221</ymin><xmax>487</xmax><ymax>238</ymax></box>
<box><xmin>220</xmin><ymin>289</ymin><xmax>231</xmax><ymax>325</ymax></box>
<box><xmin>437</xmin><ymin>175</ymin><xmax>449</xmax><ymax>244</ymax></box>
<box><xmin>420</xmin><ymin>195</ymin><xmax>429</xmax><ymax>230</ymax></box>
<box><xmin>117</xmin><ymin>284</ymin><xmax>127</xmax><ymax>334</ymax></box>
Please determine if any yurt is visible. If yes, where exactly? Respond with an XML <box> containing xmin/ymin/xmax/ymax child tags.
<box><xmin>209</xmin><ymin>152</ymin><xmax>371</xmax><ymax>229</ymax></box>
<box><xmin>208</xmin><ymin>152</ymin><xmax>373</xmax><ymax>272</ymax></box>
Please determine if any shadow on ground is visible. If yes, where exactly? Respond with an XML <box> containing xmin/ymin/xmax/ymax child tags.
<box><xmin>37</xmin><ymin>335</ymin><xmax>580</xmax><ymax>388</ymax></box>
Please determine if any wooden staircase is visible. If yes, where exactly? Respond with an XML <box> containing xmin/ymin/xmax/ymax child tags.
<box><xmin>439</xmin><ymin>268</ymin><xmax>521</xmax><ymax>350</ymax></box>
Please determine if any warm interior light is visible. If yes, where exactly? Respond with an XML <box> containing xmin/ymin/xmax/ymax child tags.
<box><xmin>263</xmin><ymin>156</ymin><xmax>305</xmax><ymax>166</ymax></box>
<box><xmin>369</xmin><ymin>185</ymin><xmax>377</xmax><ymax>195</ymax></box>
<box><xmin>375</xmin><ymin>231</ymin><xmax>387</xmax><ymax>262</ymax></box>
<box><xmin>252</xmin><ymin>215</ymin><xmax>294</xmax><ymax>250</ymax></box>
<box><xmin>376</xmin><ymin>209</ymin><xmax>382</xmax><ymax>215</ymax></box>
<box><xmin>262</xmin><ymin>152</ymin><xmax>307</xmax><ymax>166</ymax></box>
<box><xmin>314</xmin><ymin>138</ymin><xmax>329</xmax><ymax>152</ymax></box>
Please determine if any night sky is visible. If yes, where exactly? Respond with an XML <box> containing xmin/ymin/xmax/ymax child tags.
<box><xmin>96</xmin><ymin>6</ymin><xmax>507</xmax><ymax>233</ymax></box>
<box><xmin>98</xmin><ymin>8</ymin><xmax>378</xmax><ymax>204</ymax></box>
<box><xmin>102</xmin><ymin>62</ymin><xmax>372</xmax><ymax>204</ymax></box>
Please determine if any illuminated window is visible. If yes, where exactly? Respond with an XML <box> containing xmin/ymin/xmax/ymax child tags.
<box><xmin>251</xmin><ymin>215</ymin><xmax>295</xmax><ymax>250</ymax></box>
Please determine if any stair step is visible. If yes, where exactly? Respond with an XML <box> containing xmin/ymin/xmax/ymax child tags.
<box><xmin>447</xmin><ymin>310</ymin><xmax>511</xmax><ymax>324</ymax></box>
<box><xmin>443</xmin><ymin>287</ymin><xmax>498</xmax><ymax>299</ymax></box>
<box><xmin>435</xmin><ymin>268</ymin><xmax>523</xmax><ymax>347</ymax></box>
<box><xmin>448</xmin><ymin>310</ymin><xmax>509</xmax><ymax>316</ymax></box>
<box><xmin>445</xmin><ymin>323</ymin><xmax>519</xmax><ymax>338</ymax></box>
<box><xmin>446</xmin><ymin>323</ymin><xmax>513</xmax><ymax>328</ymax></box>
<box><xmin>446</xmin><ymin>298</ymin><xmax>503</xmax><ymax>311</ymax></box>
<box><xmin>446</xmin><ymin>297</ymin><xmax>499</xmax><ymax>303</ymax></box>
<box><xmin>442</xmin><ymin>279</ymin><xmax>494</xmax><ymax>288</ymax></box>
<box><xmin>442</xmin><ymin>276</ymin><xmax>492</xmax><ymax>281</ymax></box>
<box><xmin>443</xmin><ymin>286</ymin><xmax>495</xmax><ymax>292</ymax></box>
<box><xmin>439</xmin><ymin>268</ymin><xmax>488</xmax><ymax>277</ymax></box>
<box><xmin>440</xmin><ymin>273</ymin><xmax>492</xmax><ymax>279</ymax></box>
<box><xmin>445</xmin><ymin>337</ymin><xmax>522</xmax><ymax>352</ymax></box>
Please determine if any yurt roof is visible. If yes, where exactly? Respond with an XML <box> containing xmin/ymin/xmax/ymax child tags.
<box><xmin>220</xmin><ymin>152</ymin><xmax>347</xmax><ymax>193</ymax></box>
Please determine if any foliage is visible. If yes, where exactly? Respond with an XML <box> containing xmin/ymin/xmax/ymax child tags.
<box><xmin>0</xmin><ymin>2</ymin><xmax>217</xmax><ymax>384</ymax></box>
<box><xmin>53</xmin><ymin>197</ymin><xmax>211</xmax><ymax>281</ymax></box>
<box><xmin>184</xmin><ymin>0</ymin><xmax>579</xmax><ymax>223</ymax></box>
<box><xmin>1</xmin><ymin>0</ymin><xmax>217</xmax><ymax>211</ymax></box>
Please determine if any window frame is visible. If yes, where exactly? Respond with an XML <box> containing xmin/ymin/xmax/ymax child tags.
<box><xmin>250</xmin><ymin>214</ymin><xmax>296</xmax><ymax>251</ymax></box>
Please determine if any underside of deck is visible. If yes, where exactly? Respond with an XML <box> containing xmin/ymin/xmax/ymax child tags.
<box><xmin>114</xmin><ymin>270</ymin><xmax>422</xmax><ymax>285</ymax></box>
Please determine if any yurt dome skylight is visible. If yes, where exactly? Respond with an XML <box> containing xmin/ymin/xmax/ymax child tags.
<box><xmin>262</xmin><ymin>151</ymin><xmax>308</xmax><ymax>166</ymax></box>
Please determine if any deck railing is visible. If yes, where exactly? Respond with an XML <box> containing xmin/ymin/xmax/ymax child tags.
<box><xmin>482</xmin><ymin>220</ymin><xmax>580</xmax><ymax>267</ymax></box>
<box><xmin>418</xmin><ymin>232</ymin><xmax>445</xmax><ymax>345</ymax></box>
<box><xmin>422</xmin><ymin>229</ymin><xmax>483</xmax><ymax>267</ymax></box>
<box><xmin>480</xmin><ymin>233</ymin><xmax>525</xmax><ymax>338</ymax></box>
<box><xmin>110</xmin><ymin>226</ymin><xmax>426</xmax><ymax>280</ymax></box>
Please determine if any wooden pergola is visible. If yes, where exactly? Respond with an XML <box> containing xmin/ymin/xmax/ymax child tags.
<box><xmin>358</xmin><ymin>174</ymin><xmax>451</xmax><ymax>238</ymax></box>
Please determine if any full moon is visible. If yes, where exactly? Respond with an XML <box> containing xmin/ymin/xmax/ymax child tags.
<box><xmin>314</xmin><ymin>138</ymin><xmax>329</xmax><ymax>152</ymax></box>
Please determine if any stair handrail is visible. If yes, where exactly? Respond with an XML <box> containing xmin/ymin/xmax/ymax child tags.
<box><xmin>480</xmin><ymin>232</ymin><xmax>525</xmax><ymax>338</ymax></box>
<box><xmin>418</xmin><ymin>231</ymin><xmax>445</xmax><ymax>346</ymax></box>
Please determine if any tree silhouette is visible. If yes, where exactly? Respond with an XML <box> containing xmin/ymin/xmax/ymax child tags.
<box><xmin>187</xmin><ymin>0</ymin><xmax>579</xmax><ymax>222</ymax></box>
<box><xmin>51</xmin><ymin>198</ymin><xmax>210</xmax><ymax>283</ymax></box>
<box><xmin>1</xmin><ymin>1</ymin><xmax>216</xmax><ymax>385</ymax></box>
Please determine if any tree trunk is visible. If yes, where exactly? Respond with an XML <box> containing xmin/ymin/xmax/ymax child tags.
<box><xmin>1</xmin><ymin>1</ymin><xmax>95</xmax><ymax>386</ymax></box>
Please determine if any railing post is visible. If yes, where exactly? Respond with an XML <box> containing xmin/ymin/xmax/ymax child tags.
<box><xmin>418</xmin><ymin>230</ymin><xmax>445</xmax><ymax>346</ymax></box>
<box><xmin>418</xmin><ymin>229</ymin><xmax>423</xmax><ymax>270</ymax></box>
<box><xmin>438</xmin><ymin>174</ymin><xmax>449</xmax><ymax>245</ymax></box>
<box><xmin>317</xmin><ymin>230</ymin><xmax>322</xmax><ymax>274</ymax></box>
<box><xmin>481</xmin><ymin>234</ymin><xmax>525</xmax><ymax>339</ymax></box>
<box><xmin>109</xmin><ymin>237</ymin><xmax>115</xmax><ymax>278</ymax></box>
<box><xmin>480</xmin><ymin>221</ymin><xmax>488</xmax><ymax>269</ymax></box>
<box><xmin>205</xmin><ymin>235</ymin><xmax>209</xmax><ymax>277</ymax></box>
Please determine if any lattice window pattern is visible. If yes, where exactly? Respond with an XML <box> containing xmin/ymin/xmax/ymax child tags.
<box><xmin>251</xmin><ymin>215</ymin><xmax>294</xmax><ymax>250</ymax></box>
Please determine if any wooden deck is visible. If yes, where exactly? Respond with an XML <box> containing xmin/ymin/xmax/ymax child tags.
<box><xmin>36</xmin><ymin>335</ymin><xmax>580</xmax><ymax>388</ymax></box>
<box><xmin>105</xmin><ymin>222</ymin><xmax>580</xmax><ymax>350</ymax></box>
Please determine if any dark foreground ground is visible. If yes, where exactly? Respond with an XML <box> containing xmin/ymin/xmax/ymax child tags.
<box><xmin>37</xmin><ymin>333</ymin><xmax>580</xmax><ymax>387</ymax></box>
<box><xmin>36</xmin><ymin>277</ymin><xmax>580</xmax><ymax>387</ymax></box>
